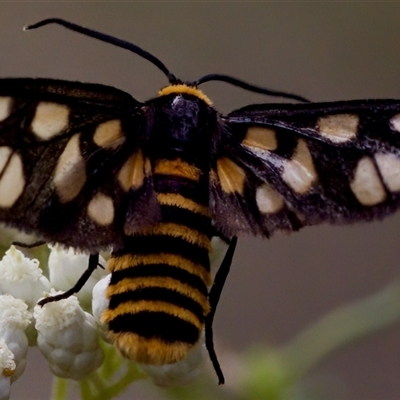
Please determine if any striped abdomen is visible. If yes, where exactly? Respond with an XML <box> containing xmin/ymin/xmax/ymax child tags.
<box><xmin>102</xmin><ymin>158</ymin><xmax>212</xmax><ymax>365</ymax></box>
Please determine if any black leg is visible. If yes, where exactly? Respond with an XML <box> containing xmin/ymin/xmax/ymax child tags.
<box><xmin>12</xmin><ymin>240</ymin><xmax>46</xmax><ymax>249</ymax></box>
<box><xmin>205</xmin><ymin>236</ymin><xmax>238</xmax><ymax>385</ymax></box>
<box><xmin>38</xmin><ymin>253</ymin><xmax>100</xmax><ymax>306</ymax></box>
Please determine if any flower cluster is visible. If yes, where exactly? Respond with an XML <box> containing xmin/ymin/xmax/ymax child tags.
<box><xmin>0</xmin><ymin>242</ymin><xmax>215</xmax><ymax>399</ymax></box>
<box><xmin>0</xmin><ymin>245</ymin><xmax>106</xmax><ymax>400</ymax></box>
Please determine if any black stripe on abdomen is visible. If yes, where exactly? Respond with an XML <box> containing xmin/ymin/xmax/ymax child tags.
<box><xmin>108</xmin><ymin>287</ymin><xmax>205</xmax><ymax>323</ymax></box>
<box><xmin>109</xmin><ymin>312</ymin><xmax>199</xmax><ymax>344</ymax></box>
<box><xmin>110</xmin><ymin>264</ymin><xmax>209</xmax><ymax>296</ymax></box>
<box><xmin>115</xmin><ymin>235</ymin><xmax>210</xmax><ymax>269</ymax></box>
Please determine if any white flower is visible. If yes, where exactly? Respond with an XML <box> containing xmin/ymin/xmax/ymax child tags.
<box><xmin>0</xmin><ymin>242</ymin><xmax>217</xmax><ymax>392</ymax></box>
<box><xmin>0</xmin><ymin>339</ymin><xmax>15</xmax><ymax>400</ymax></box>
<box><xmin>91</xmin><ymin>274</ymin><xmax>111</xmax><ymax>338</ymax></box>
<box><xmin>0</xmin><ymin>295</ymin><xmax>31</xmax><ymax>382</ymax></box>
<box><xmin>47</xmin><ymin>245</ymin><xmax>107</xmax><ymax>311</ymax></box>
<box><xmin>0</xmin><ymin>246</ymin><xmax>51</xmax><ymax>309</ymax></box>
<box><xmin>34</xmin><ymin>293</ymin><xmax>104</xmax><ymax>380</ymax></box>
<box><xmin>0</xmin><ymin>339</ymin><xmax>15</xmax><ymax>376</ymax></box>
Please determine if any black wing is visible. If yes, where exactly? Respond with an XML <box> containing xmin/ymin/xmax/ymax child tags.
<box><xmin>210</xmin><ymin>100</ymin><xmax>400</xmax><ymax>237</ymax></box>
<box><xmin>0</xmin><ymin>78</ymin><xmax>159</xmax><ymax>252</ymax></box>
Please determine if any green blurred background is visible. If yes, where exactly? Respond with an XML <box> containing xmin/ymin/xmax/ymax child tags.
<box><xmin>2</xmin><ymin>3</ymin><xmax>400</xmax><ymax>399</ymax></box>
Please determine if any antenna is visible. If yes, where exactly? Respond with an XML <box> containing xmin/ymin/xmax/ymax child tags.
<box><xmin>24</xmin><ymin>18</ymin><xmax>178</xmax><ymax>84</ymax></box>
<box><xmin>193</xmin><ymin>74</ymin><xmax>310</xmax><ymax>103</ymax></box>
<box><xmin>25</xmin><ymin>19</ymin><xmax>309</xmax><ymax>102</ymax></box>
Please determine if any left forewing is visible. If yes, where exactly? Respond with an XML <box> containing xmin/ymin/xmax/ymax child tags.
<box><xmin>0</xmin><ymin>78</ymin><xmax>154</xmax><ymax>252</ymax></box>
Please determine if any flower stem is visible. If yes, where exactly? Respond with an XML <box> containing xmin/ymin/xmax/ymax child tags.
<box><xmin>50</xmin><ymin>377</ymin><xmax>68</xmax><ymax>400</ymax></box>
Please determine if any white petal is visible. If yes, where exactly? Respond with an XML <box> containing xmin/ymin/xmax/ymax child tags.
<box><xmin>48</xmin><ymin>245</ymin><xmax>107</xmax><ymax>309</ymax></box>
<box><xmin>0</xmin><ymin>247</ymin><xmax>50</xmax><ymax>308</ymax></box>
<box><xmin>34</xmin><ymin>294</ymin><xmax>104</xmax><ymax>379</ymax></box>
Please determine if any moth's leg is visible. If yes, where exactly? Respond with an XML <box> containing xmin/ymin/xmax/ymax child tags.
<box><xmin>38</xmin><ymin>253</ymin><xmax>100</xmax><ymax>306</ymax></box>
<box><xmin>12</xmin><ymin>240</ymin><xmax>46</xmax><ymax>248</ymax></box>
<box><xmin>205</xmin><ymin>236</ymin><xmax>238</xmax><ymax>385</ymax></box>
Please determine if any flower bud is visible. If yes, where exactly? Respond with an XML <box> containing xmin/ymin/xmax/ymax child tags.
<box><xmin>0</xmin><ymin>295</ymin><xmax>31</xmax><ymax>382</ymax></box>
<box><xmin>34</xmin><ymin>293</ymin><xmax>104</xmax><ymax>380</ymax></box>
<box><xmin>0</xmin><ymin>247</ymin><xmax>51</xmax><ymax>309</ymax></box>
<box><xmin>0</xmin><ymin>339</ymin><xmax>15</xmax><ymax>400</ymax></box>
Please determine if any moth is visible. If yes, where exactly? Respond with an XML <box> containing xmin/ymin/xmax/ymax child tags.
<box><xmin>1</xmin><ymin>19</ymin><xmax>400</xmax><ymax>384</ymax></box>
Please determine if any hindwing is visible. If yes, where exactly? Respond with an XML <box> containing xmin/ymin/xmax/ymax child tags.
<box><xmin>210</xmin><ymin>100</ymin><xmax>400</xmax><ymax>237</ymax></box>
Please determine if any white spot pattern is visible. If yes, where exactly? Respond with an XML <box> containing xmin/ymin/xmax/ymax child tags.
<box><xmin>87</xmin><ymin>193</ymin><xmax>114</xmax><ymax>225</ymax></box>
<box><xmin>0</xmin><ymin>97</ymin><xmax>12</xmax><ymax>122</ymax></box>
<box><xmin>350</xmin><ymin>156</ymin><xmax>386</xmax><ymax>206</ymax></box>
<box><xmin>31</xmin><ymin>102</ymin><xmax>69</xmax><ymax>140</ymax></box>
<box><xmin>282</xmin><ymin>139</ymin><xmax>317</xmax><ymax>194</ymax></box>
<box><xmin>317</xmin><ymin>114</ymin><xmax>358</xmax><ymax>143</ymax></box>
<box><xmin>53</xmin><ymin>134</ymin><xmax>86</xmax><ymax>202</ymax></box>
<box><xmin>0</xmin><ymin>148</ymin><xmax>25</xmax><ymax>208</ymax></box>
<box><xmin>375</xmin><ymin>152</ymin><xmax>400</xmax><ymax>192</ymax></box>
<box><xmin>256</xmin><ymin>183</ymin><xmax>284</xmax><ymax>214</ymax></box>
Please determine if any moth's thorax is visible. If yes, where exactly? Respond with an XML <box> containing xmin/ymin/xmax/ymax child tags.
<box><xmin>146</xmin><ymin>89</ymin><xmax>217</xmax><ymax>169</ymax></box>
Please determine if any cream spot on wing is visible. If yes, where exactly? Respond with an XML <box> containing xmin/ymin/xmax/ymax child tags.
<box><xmin>350</xmin><ymin>156</ymin><xmax>386</xmax><ymax>206</ymax></box>
<box><xmin>216</xmin><ymin>157</ymin><xmax>246</xmax><ymax>194</ymax></box>
<box><xmin>317</xmin><ymin>114</ymin><xmax>358</xmax><ymax>143</ymax></box>
<box><xmin>0</xmin><ymin>97</ymin><xmax>12</xmax><ymax>122</ymax></box>
<box><xmin>390</xmin><ymin>114</ymin><xmax>400</xmax><ymax>132</ymax></box>
<box><xmin>93</xmin><ymin>119</ymin><xmax>125</xmax><ymax>148</ymax></box>
<box><xmin>242</xmin><ymin>126</ymin><xmax>277</xmax><ymax>151</ymax></box>
<box><xmin>31</xmin><ymin>102</ymin><xmax>69</xmax><ymax>140</ymax></box>
<box><xmin>118</xmin><ymin>150</ymin><xmax>146</xmax><ymax>191</ymax></box>
<box><xmin>375</xmin><ymin>152</ymin><xmax>400</xmax><ymax>192</ymax></box>
<box><xmin>0</xmin><ymin>151</ymin><xmax>24</xmax><ymax>208</ymax></box>
<box><xmin>256</xmin><ymin>183</ymin><xmax>284</xmax><ymax>213</ymax></box>
<box><xmin>53</xmin><ymin>134</ymin><xmax>86</xmax><ymax>202</ymax></box>
<box><xmin>87</xmin><ymin>193</ymin><xmax>114</xmax><ymax>225</ymax></box>
<box><xmin>282</xmin><ymin>139</ymin><xmax>317</xmax><ymax>194</ymax></box>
